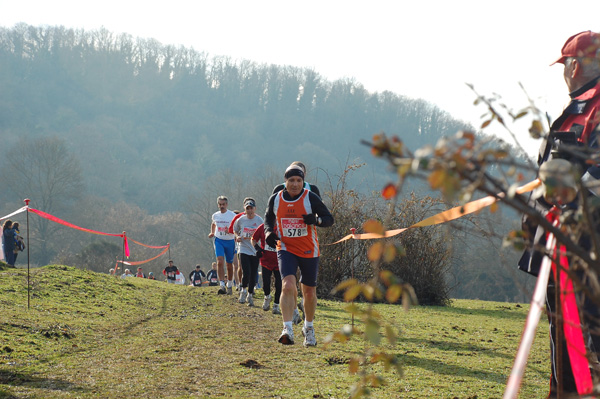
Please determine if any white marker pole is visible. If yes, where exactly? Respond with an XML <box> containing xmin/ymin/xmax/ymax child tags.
<box><xmin>503</xmin><ymin>223</ymin><xmax>557</xmax><ymax>399</ymax></box>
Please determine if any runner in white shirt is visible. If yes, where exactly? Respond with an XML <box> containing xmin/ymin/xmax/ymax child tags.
<box><xmin>208</xmin><ymin>195</ymin><xmax>236</xmax><ymax>295</ymax></box>
<box><xmin>233</xmin><ymin>198</ymin><xmax>264</xmax><ymax>307</ymax></box>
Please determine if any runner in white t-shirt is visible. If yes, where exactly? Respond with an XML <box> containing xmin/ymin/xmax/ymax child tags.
<box><xmin>233</xmin><ymin>198</ymin><xmax>263</xmax><ymax>307</ymax></box>
<box><xmin>208</xmin><ymin>195</ymin><xmax>236</xmax><ymax>295</ymax></box>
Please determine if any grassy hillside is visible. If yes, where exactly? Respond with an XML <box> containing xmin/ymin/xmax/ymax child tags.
<box><xmin>0</xmin><ymin>265</ymin><xmax>548</xmax><ymax>398</ymax></box>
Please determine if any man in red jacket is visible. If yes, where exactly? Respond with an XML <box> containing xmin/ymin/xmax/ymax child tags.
<box><xmin>519</xmin><ymin>31</ymin><xmax>600</xmax><ymax>398</ymax></box>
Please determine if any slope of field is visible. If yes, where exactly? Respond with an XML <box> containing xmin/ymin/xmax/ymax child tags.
<box><xmin>0</xmin><ymin>265</ymin><xmax>548</xmax><ymax>398</ymax></box>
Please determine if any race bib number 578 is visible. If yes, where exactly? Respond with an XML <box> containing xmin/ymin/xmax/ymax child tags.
<box><xmin>281</xmin><ymin>218</ymin><xmax>307</xmax><ymax>238</ymax></box>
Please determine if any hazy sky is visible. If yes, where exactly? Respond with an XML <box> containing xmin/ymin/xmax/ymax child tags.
<box><xmin>1</xmin><ymin>0</ymin><xmax>599</xmax><ymax>155</ymax></box>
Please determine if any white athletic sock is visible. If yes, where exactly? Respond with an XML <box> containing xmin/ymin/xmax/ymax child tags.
<box><xmin>284</xmin><ymin>321</ymin><xmax>293</xmax><ymax>330</ymax></box>
<box><xmin>304</xmin><ymin>321</ymin><xmax>313</xmax><ymax>328</ymax></box>
<box><xmin>227</xmin><ymin>281</ymin><xmax>232</xmax><ymax>288</ymax></box>
<box><xmin>220</xmin><ymin>281</ymin><xmax>225</xmax><ymax>287</ymax></box>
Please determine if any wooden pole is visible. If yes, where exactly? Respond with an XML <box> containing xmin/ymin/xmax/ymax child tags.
<box><xmin>350</xmin><ymin>228</ymin><xmax>356</xmax><ymax>328</ymax></box>
<box><xmin>122</xmin><ymin>231</ymin><xmax>126</xmax><ymax>275</ymax></box>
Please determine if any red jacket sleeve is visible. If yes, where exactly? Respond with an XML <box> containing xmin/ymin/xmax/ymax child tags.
<box><xmin>252</xmin><ymin>224</ymin><xmax>266</xmax><ymax>247</ymax></box>
<box><xmin>228</xmin><ymin>212</ymin><xmax>244</xmax><ymax>234</ymax></box>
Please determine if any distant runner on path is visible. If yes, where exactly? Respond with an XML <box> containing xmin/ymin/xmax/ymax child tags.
<box><xmin>189</xmin><ymin>264</ymin><xmax>206</xmax><ymax>287</ymax></box>
<box><xmin>206</xmin><ymin>262</ymin><xmax>219</xmax><ymax>286</ymax></box>
<box><xmin>163</xmin><ymin>260</ymin><xmax>179</xmax><ymax>284</ymax></box>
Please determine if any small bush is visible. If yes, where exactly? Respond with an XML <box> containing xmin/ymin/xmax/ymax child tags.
<box><xmin>318</xmin><ymin>166</ymin><xmax>451</xmax><ymax>306</ymax></box>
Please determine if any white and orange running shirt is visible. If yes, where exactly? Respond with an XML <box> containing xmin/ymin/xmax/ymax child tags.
<box><xmin>273</xmin><ymin>189</ymin><xmax>319</xmax><ymax>258</ymax></box>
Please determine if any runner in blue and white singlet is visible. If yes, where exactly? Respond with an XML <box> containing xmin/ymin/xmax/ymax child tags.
<box><xmin>208</xmin><ymin>196</ymin><xmax>236</xmax><ymax>295</ymax></box>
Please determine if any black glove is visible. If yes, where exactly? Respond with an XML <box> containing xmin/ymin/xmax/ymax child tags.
<box><xmin>302</xmin><ymin>213</ymin><xmax>317</xmax><ymax>225</ymax></box>
<box><xmin>265</xmin><ymin>232</ymin><xmax>279</xmax><ymax>248</ymax></box>
<box><xmin>254</xmin><ymin>243</ymin><xmax>264</xmax><ymax>259</ymax></box>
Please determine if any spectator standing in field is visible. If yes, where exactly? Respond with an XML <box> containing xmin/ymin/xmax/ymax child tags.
<box><xmin>518</xmin><ymin>31</ymin><xmax>600</xmax><ymax>397</ymax></box>
<box><xmin>12</xmin><ymin>222</ymin><xmax>24</xmax><ymax>265</ymax></box>
<box><xmin>208</xmin><ymin>196</ymin><xmax>236</xmax><ymax>295</ymax></box>
<box><xmin>2</xmin><ymin>220</ymin><xmax>16</xmax><ymax>267</ymax></box>
<box><xmin>148</xmin><ymin>272</ymin><xmax>156</xmax><ymax>280</ymax></box>
<box><xmin>265</xmin><ymin>163</ymin><xmax>334</xmax><ymax>346</ymax></box>
<box><xmin>0</xmin><ymin>220</ymin><xmax>3</xmax><ymax>263</ymax></box>
<box><xmin>163</xmin><ymin>260</ymin><xmax>179</xmax><ymax>284</ymax></box>
<box><xmin>233</xmin><ymin>199</ymin><xmax>263</xmax><ymax>307</ymax></box>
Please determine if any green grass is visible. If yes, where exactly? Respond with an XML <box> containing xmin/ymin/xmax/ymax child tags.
<box><xmin>0</xmin><ymin>265</ymin><xmax>548</xmax><ymax>398</ymax></box>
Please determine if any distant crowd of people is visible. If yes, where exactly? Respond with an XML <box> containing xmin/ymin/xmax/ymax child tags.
<box><xmin>110</xmin><ymin>259</ymin><xmax>219</xmax><ymax>286</ymax></box>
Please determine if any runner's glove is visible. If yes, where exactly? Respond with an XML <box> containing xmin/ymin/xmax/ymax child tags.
<box><xmin>254</xmin><ymin>243</ymin><xmax>264</xmax><ymax>259</ymax></box>
<box><xmin>265</xmin><ymin>232</ymin><xmax>279</xmax><ymax>248</ymax></box>
<box><xmin>302</xmin><ymin>213</ymin><xmax>317</xmax><ymax>225</ymax></box>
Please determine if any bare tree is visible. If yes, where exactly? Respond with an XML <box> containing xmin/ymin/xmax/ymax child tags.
<box><xmin>0</xmin><ymin>136</ymin><xmax>85</xmax><ymax>264</ymax></box>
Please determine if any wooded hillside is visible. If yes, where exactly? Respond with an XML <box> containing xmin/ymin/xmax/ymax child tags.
<box><xmin>0</xmin><ymin>24</ymin><xmax>470</xmax><ymax>212</ymax></box>
<box><xmin>0</xmin><ymin>24</ymin><xmax>533</xmax><ymax>301</ymax></box>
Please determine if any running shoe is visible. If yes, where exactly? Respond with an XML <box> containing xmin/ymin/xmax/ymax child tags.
<box><xmin>217</xmin><ymin>286</ymin><xmax>227</xmax><ymax>295</ymax></box>
<box><xmin>272</xmin><ymin>303</ymin><xmax>281</xmax><ymax>315</ymax></box>
<box><xmin>292</xmin><ymin>308</ymin><xmax>302</xmax><ymax>325</ymax></box>
<box><xmin>302</xmin><ymin>326</ymin><xmax>316</xmax><ymax>347</ymax></box>
<box><xmin>239</xmin><ymin>290</ymin><xmax>247</xmax><ymax>304</ymax></box>
<box><xmin>262</xmin><ymin>295</ymin><xmax>271</xmax><ymax>311</ymax></box>
<box><xmin>247</xmin><ymin>294</ymin><xmax>254</xmax><ymax>307</ymax></box>
<box><xmin>278</xmin><ymin>326</ymin><xmax>294</xmax><ymax>345</ymax></box>
<box><xmin>226</xmin><ymin>286</ymin><xmax>233</xmax><ymax>295</ymax></box>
